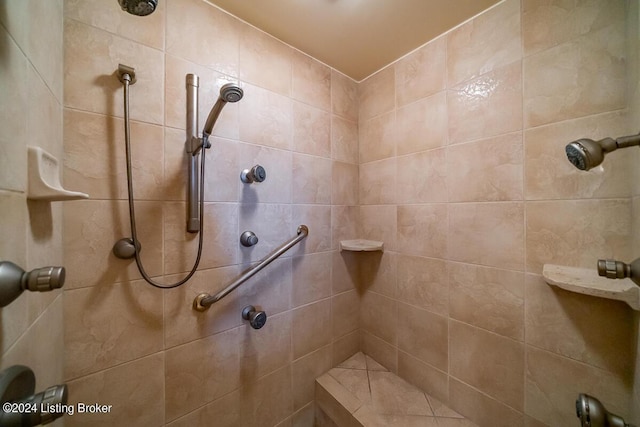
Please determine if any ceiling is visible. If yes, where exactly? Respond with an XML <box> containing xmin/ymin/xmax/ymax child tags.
<box><xmin>205</xmin><ymin>0</ymin><xmax>502</xmax><ymax>81</ymax></box>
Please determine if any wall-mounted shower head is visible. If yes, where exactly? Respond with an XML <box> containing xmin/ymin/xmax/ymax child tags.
<box><xmin>576</xmin><ymin>394</ymin><xmax>634</xmax><ymax>427</ymax></box>
<box><xmin>565</xmin><ymin>132</ymin><xmax>640</xmax><ymax>171</ymax></box>
<box><xmin>202</xmin><ymin>83</ymin><xmax>244</xmax><ymax>139</ymax></box>
<box><xmin>118</xmin><ymin>0</ymin><xmax>158</xmax><ymax>16</ymax></box>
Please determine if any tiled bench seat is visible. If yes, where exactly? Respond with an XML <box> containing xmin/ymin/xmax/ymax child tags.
<box><xmin>315</xmin><ymin>352</ymin><xmax>478</xmax><ymax>427</ymax></box>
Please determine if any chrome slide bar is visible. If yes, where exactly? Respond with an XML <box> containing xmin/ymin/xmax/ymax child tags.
<box><xmin>193</xmin><ymin>225</ymin><xmax>309</xmax><ymax>311</ymax></box>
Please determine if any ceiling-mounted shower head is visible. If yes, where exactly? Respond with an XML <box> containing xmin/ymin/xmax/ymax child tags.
<box><xmin>565</xmin><ymin>132</ymin><xmax>640</xmax><ymax>171</ymax></box>
<box><xmin>118</xmin><ymin>0</ymin><xmax>158</xmax><ymax>16</ymax></box>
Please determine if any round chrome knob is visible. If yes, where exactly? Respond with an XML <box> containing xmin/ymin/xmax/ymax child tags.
<box><xmin>240</xmin><ymin>231</ymin><xmax>259</xmax><ymax>247</ymax></box>
<box><xmin>242</xmin><ymin>305</ymin><xmax>267</xmax><ymax>329</ymax></box>
<box><xmin>241</xmin><ymin>165</ymin><xmax>266</xmax><ymax>183</ymax></box>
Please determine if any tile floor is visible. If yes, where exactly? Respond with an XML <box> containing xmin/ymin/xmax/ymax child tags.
<box><xmin>315</xmin><ymin>352</ymin><xmax>478</xmax><ymax>426</ymax></box>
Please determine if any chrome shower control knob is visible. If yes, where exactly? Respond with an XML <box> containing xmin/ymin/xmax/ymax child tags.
<box><xmin>242</xmin><ymin>305</ymin><xmax>267</xmax><ymax>329</ymax></box>
<box><xmin>241</xmin><ymin>165</ymin><xmax>266</xmax><ymax>183</ymax></box>
<box><xmin>597</xmin><ymin>257</ymin><xmax>640</xmax><ymax>286</ymax></box>
<box><xmin>240</xmin><ymin>231</ymin><xmax>259</xmax><ymax>247</ymax></box>
<box><xmin>23</xmin><ymin>267</ymin><xmax>65</xmax><ymax>292</ymax></box>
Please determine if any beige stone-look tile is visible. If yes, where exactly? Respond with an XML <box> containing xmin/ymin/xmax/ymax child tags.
<box><xmin>63</xmin><ymin>200</ymin><xmax>163</xmax><ymax>288</ymax></box>
<box><xmin>328</xmin><ymin>367</ymin><xmax>371</xmax><ymax>404</ymax></box>
<box><xmin>398</xmin><ymin>351</ymin><xmax>448</xmax><ymax>404</ymax></box>
<box><xmin>240</xmin><ymin>312</ymin><xmax>291</xmax><ymax>383</ymax></box>
<box><xmin>292</xmin><ymin>50</ymin><xmax>331</xmax><ymax>111</ymax></box>
<box><xmin>291</xmin><ymin>205</ymin><xmax>331</xmax><ymax>256</ymax></box>
<box><xmin>316</xmin><ymin>374</ymin><xmax>359</xmax><ymax>425</ymax></box>
<box><xmin>448</xmin><ymin>62</ymin><xmax>523</xmax><ymax>145</ymax></box>
<box><xmin>26</xmin><ymin>0</ymin><xmax>63</xmax><ymax>101</ymax></box>
<box><xmin>240</xmin><ymin>366</ymin><xmax>293</xmax><ymax>426</ymax></box>
<box><xmin>427</xmin><ymin>395</ymin><xmax>464</xmax><ymax>419</ymax></box>
<box><xmin>292</xmin><ymin>299</ymin><xmax>332</xmax><ymax>359</ymax></box>
<box><xmin>449</xmin><ymin>263</ymin><xmax>524</xmax><ymax>341</ymax></box>
<box><xmin>524</xmin><ymin>111</ymin><xmax>631</xmax><ymax>200</ymax></box>
<box><xmin>366</xmin><ymin>354</ymin><xmax>388</xmax><ymax>372</ymax></box>
<box><xmin>65</xmin><ymin>0</ymin><xmax>165</xmax><ymax>50</ymax></box>
<box><xmin>164</xmin><ymin>202</ymin><xmax>238</xmax><ymax>274</ymax></box>
<box><xmin>524</xmin><ymin>25</ymin><xmax>626</xmax><ymax>128</ymax></box>
<box><xmin>360</xmin><ymin>205</ymin><xmax>397</xmax><ymax>251</ymax></box>
<box><xmin>239</xmin><ymin>203</ymin><xmax>291</xmax><ymax>263</ymax></box>
<box><xmin>360</xmin><ymin>158</ymin><xmax>396</xmax><ymax>205</ymax></box>
<box><xmin>370</xmin><ymin>371</ymin><xmax>433</xmax><ymax>416</ymax></box>
<box><xmin>293</xmin><ymin>102</ymin><xmax>331</xmax><ymax>157</ymax></box>
<box><xmin>526</xmin><ymin>346</ymin><xmax>631</xmax><ymax>426</ymax></box>
<box><xmin>292</xmin><ymin>403</ymin><xmax>316</xmax><ymax>427</ymax></box>
<box><xmin>397</xmin><ymin>204</ymin><xmax>448</xmax><ymax>259</ymax></box>
<box><xmin>522</xmin><ymin>0</ymin><xmax>626</xmax><ymax>57</ymax></box>
<box><xmin>238</xmin><ymin>142</ymin><xmax>292</xmax><ymax>204</ymax></box>
<box><xmin>397</xmin><ymin>255</ymin><xmax>448</xmax><ymax>316</ymax></box>
<box><xmin>332</xmin><ymin>205</ymin><xmax>360</xmax><ymax>251</ymax></box>
<box><xmin>332</xmin><ymin>330</ymin><xmax>361</xmax><ymax>367</ymax></box>
<box><xmin>332</xmin><ymin>161</ymin><xmax>358</xmax><ymax>206</ymax></box>
<box><xmin>239</xmin><ymin>83</ymin><xmax>293</xmax><ymax>150</ymax></box>
<box><xmin>435</xmin><ymin>417</ymin><xmax>479</xmax><ymax>427</ymax></box>
<box><xmin>165</xmin><ymin>328</ymin><xmax>240</xmax><ymax>421</ymax></box>
<box><xmin>395</xmin><ymin>36</ymin><xmax>446</xmax><ymax>107</ymax></box>
<box><xmin>292</xmin><ymin>345</ymin><xmax>332</xmax><ymax>411</ymax></box>
<box><xmin>28</xmin><ymin>63</ymin><xmax>62</xmax><ymax>158</ymax></box>
<box><xmin>203</xmin><ymin>137</ymin><xmax>240</xmax><ymax>202</ymax></box>
<box><xmin>362</xmin><ymin>331</ymin><xmax>398</xmax><ymax>373</ymax></box>
<box><xmin>361</xmin><ymin>291</ymin><xmax>397</xmax><ymax>346</ymax></box>
<box><xmin>163</xmin><ymin>265</ymin><xmax>243</xmax><ymax>348</ymax></box>
<box><xmin>338</xmin><ymin>352</ymin><xmax>367</xmax><ymax>370</ymax></box>
<box><xmin>332</xmin><ymin>116</ymin><xmax>359</xmax><ymax>164</ymax></box>
<box><xmin>397</xmin><ymin>149</ymin><xmax>448</xmax><ymax>204</ymax></box>
<box><xmin>525</xmin><ymin>274</ymin><xmax>634</xmax><ymax>377</ymax></box>
<box><xmin>359</xmin><ymin>67</ymin><xmax>395</xmax><ymax>122</ymax></box>
<box><xmin>66</xmin><ymin>353</ymin><xmax>164</xmax><ymax>427</ymax></box>
<box><xmin>64</xmin><ymin>110</ymin><xmax>164</xmax><ymax>201</ymax></box>
<box><xmin>354</xmin><ymin>407</ymin><xmax>441</xmax><ymax>427</ymax></box>
<box><xmin>450</xmin><ymin>320</ymin><xmax>524</xmax><ymax>411</ymax></box>
<box><xmin>449</xmin><ymin>202</ymin><xmax>524</xmax><ymax>271</ymax></box>
<box><xmin>0</xmin><ymin>0</ymin><xmax>28</xmax><ymax>55</ymax></box>
<box><xmin>397</xmin><ymin>303</ymin><xmax>448</xmax><ymax>371</ymax></box>
<box><xmin>448</xmin><ymin>132</ymin><xmax>523</xmax><ymax>202</ymax></box>
<box><xmin>64</xmin><ymin>19</ymin><xmax>164</xmax><ymax>124</ymax></box>
<box><xmin>166</xmin><ymin>0</ymin><xmax>239</xmax><ymax>76</ymax></box>
<box><xmin>449</xmin><ymin>378</ymin><xmax>523</xmax><ymax>427</ymax></box>
<box><xmin>0</xmin><ymin>27</ymin><xmax>27</xmax><ymax>192</ymax></box>
<box><xmin>240</xmin><ymin>25</ymin><xmax>292</xmax><ymax>97</ymax></box>
<box><xmin>292</xmin><ymin>153</ymin><xmax>331</xmax><ymax>204</ymax></box>
<box><xmin>291</xmin><ymin>252</ymin><xmax>332</xmax><ymax>306</ymax></box>
<box><xmin>64</xmin><ymin>280</ymin><xmax>163</xmax><ymax>379</ymax></box>
<box><xmin>359</xmin><ymin>111</ymin><xmax>396</xmax><ymax>163</ymax></box>
<box><xmin>166</xmin><ymin>390</ymin><xmax>240</xmax><ymax>427</ymax></box>
<box><xmin>164</xmin><ymin>54</ymin><xmax>239</xmax><ymax>139</ymax></box>
<box><xmin>396</xmin><ymin>91</ymin><xmax>448</xmax><ymax>155</ymax></box>
<box><xmin>239</xmin><ymin>257</ymin><xmax>292</xmax><ymax>316</ymax></box>
<box><xmin>333</xmin><ymin>290</ymin><xmax>360</xmax><ymax>339</ymax></box>
<box><xmin>360</xmin><ymin>251</ymin><xmax>397</xmax><ymax>298</ymax></box>
<box><xmin>526</xmin><ymin>199</ymin><xmax>631</xmax><ymax>273</ymax></box>
<box><xmin>524</xmin><ymin>415</ymin><xmax>549</xmax><ymax>427</ymax></box>
<box><xmin>447</xmin><ymin>0</ymin><xmax>521</xmax><ymax>87</ymax></box>
<box><xmin>332</xmin><ymin>250</ymin><xmax>360</xmax><ymax>294</ymax></box>
<box><xmin>332</xmin><ymin>70</ymin><xmax>358</xmax><ymax>122</ymax></box>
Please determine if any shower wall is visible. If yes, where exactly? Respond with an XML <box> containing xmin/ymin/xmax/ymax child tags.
<box><xmin>61</xmin><ymin>0</ymin><xmax>359</xmax><ymax>425</ymax></box>
<box><xmin>0</xmin><ymin>0</ymin><xmax>65</xmax><ymax>413</ymax></box>
<box><xmin>356</xmin><ymin>0</ymin><xmax>638</xmax><ymax>425</ymax></box>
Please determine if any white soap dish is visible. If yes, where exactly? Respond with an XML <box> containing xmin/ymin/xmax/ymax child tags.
<box><xmin>27</xmin><ymin>146</ymin><xmax>88</xmax><ymax>201</ymax></box>
<box><xmin>340</xmin><ymin>239</ymin><xmax>384</xmax><ymax>252</ymax></box>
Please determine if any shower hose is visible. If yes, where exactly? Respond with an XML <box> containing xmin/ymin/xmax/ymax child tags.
<box><xmin>120</xmin><ymin>73</ymin><xmax>205</xmax><ymax>288</ymax></box>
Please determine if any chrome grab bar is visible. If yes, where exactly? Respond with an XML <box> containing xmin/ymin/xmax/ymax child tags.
<box><xmin>193</xmin><ymin>225</ymin><xmax>309</xmax><ymax>311</ymax></box>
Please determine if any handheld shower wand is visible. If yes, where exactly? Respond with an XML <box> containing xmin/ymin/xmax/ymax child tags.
<box><xmin>201</xmin><ymin>83</ymin><xmax>244</xmax><ymax>147</ymax></box>
<box><xmin>565</xmin><ymin>132</ymin><xmax>640</xmax><ymax>171</ymax></box>
<box><xmin>576</xmin><ymin>394</ymin><xmax>635</xmax><ymax>427</ymax></box>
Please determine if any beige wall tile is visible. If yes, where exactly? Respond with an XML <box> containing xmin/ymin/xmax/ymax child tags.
<box><xmin>239</xmin><ymin>258</ymin><xmax>292</xmax><ymax>316</ymax></box>
<box><xmin>449</xmin><ymin>263</ymin><xmax>524</xmax><ymax>341</ymax></box>
<box><xmin>64</xmin><ymin>280</ymin><xmax>163</xmax><ymax>379</ymax></box>
<box><xmin>240</xmin><ymin>25</ymin><xmax>292</xmax><ymax>97</ymax></box>
<box><xmin>292</xmin><ymin>345</ymin><xmax>332</xmax><ymax>411</ymax></box>
<box><xmin>332</xmin><ymin>161</ymin><xmax>358</xmax><ymax>206</ymax></box>
<box><xmin>397</xmin><ymin>91</ymin><xmax>448</xmax><ymax>155</ymax></box>
<box><xmin>359</xmin><ymin>111</ymin><xmax>396</xmax><ymax>163</ymax></box>
<box><xmin>292</xmin><ymin>252</ymin><xmax>332</xmax><ymax>306</ymax></box>
<box><xmin>291</xmin><ymin>205</ymin><xmax>331</xmax><ymax>256</ymax></box>
<box><xmin>333</xmin><ymin>290</ymin><xmax>360</xmax><ymax>339</ymax></box>
<box><xmin>397</xmin><ymin>149</ymin><xmax>448</xmax><ymax>203</ymax></box>
<box><xmin>166</xmin><ymin>0</ymin><xmax>239</xmax><ymax>76</ymax></box>
<box><xmin>331</xmin><ymin>116</ymin><xmax>359</xmax><ymax>164</ymax></box>
<box><xmin>240</xmin><ymin>367</ymin><xmax>293</xmax><ymax>426</ymax></box>
<box><xmin>449</xmin><ymin>378</ymin><xmax>524</xmax><ymax>427</ymax></box>
<box><xmin>395</xmin><ymin>36</ymin><xmax>446</xmax><ymax>107</ymax></box>
<box><xmin>397</xmin><ymin>255</ymin><xmax>448</xmax><ymax>316</ymax></box>
<box><xmin>26</xmin><ymin>0</ymin><xmax>63</xmax><ymax>100</ymax></box>
<box><xmin>292</xmin><ymin>153</ymin><xmax>331</xmax><ymax>204</ymax></box>
<box><xmin>332</xmin><ymin>330</ymin><xmax>361</xmax><ymax>367</ymax></box>
<box><xmin>359</xmin><ymin>67</ymin><xmax>394</xmax><ymax>122</ymax></box>
<box><xmin>362</xmin><ymin>331</ymin><xmax>398</xmax><ymax>373</ymax></box>
<box><xmin>66</xmin><ymin>353</ymin><xmax>164</xmax><ymax>427</ymax></box>
<box><xmin>64</xmin><ymin>19</ymin><xmax>164</xmax><ymax>124</ymax></box>
<box><xmin>360</xmin><ymin>251</ymin><xmax>397</xmax><ymax>298</ymax></box>
<box><xmin>526</xmin><ymin>346</ymin><xmax>631</xmax><ymax>426</ymax></box>
<box><xmin>238</xmin><ymin>143</ymin><xmax>292</xmax><ymax>204</ymax></box>
<box><xmin>166</xmin><ymin>390</ymin><xmax>240</xmax><ymax>427</ymax></box>
<box><xmin>0</xmin><ymin>192</ymin><xmax>27</xmax><ymax>267</ymax></box>
<box><xmin>525</xmin><ymin>274</ymin><xmax>634</xmax><ymax>377</ymax></box>
<box><xmin>398</xmin><ymin>350</ymin><xmax>449</xmax><ymax>404</ymax></box>
<box><xmin>332</xmin><ymin>250</ymin><xmax>360</xmax><ymax>294</ymax></box>
<box><xmin>240</xmin><ymin>312</ymin><xmax>291</xmax><ymax>383</ymax></box>
<box><xmin>361</xmin><ymin>291</ymin><xmax>397</xmax><ymax>345</ymax></box>
<box><xmin>292</xmin><ymin>51</ymin><xmax>331</xmax><ymax>111</ymax></box>
<box><xmin>397</xmin><ymin>303</ymin><xmax>448</xmax><ymax>371</ymax></box>
<box><xmin>239</xmin><ymin>83</ymin><xmax>293</xmax><ymax>150</ymax></box>
<box><xmin>524</xmin><ymin>25</ymin><xmax>625</xmax><ymax>128</ymax></box>
<box><xmin>165</xmin><ymin>328</ymin><xmax>240</xmax><ymax>421</ymax></box>
<box><xmin>360</xmin><ymin>205</ymin><xmax>397</xmax><ymax>251</ymax></box>
<box><xmin>397</xmin><ymin>204</ymin><xmax>448</xmax><ymax>259</ymax></box>
<box><xmin>449</xmin><ymin>202</ymin><xmax>524</xmax><ymax>271</ymax></box>
<box><xmin>448</xmin><ymin>62</ymin><xmax>523</xmax><ymax>145</ymax></box>
<box><xmin>448</xmin><ymin>132</ymin><xmax>523</xmax><ymax>202</ymax></box>
<box><xmin>447</xmin><ymin>0</ymin><xmax>521</xmax><ymax>87</ymax></box>
<box><xmin>28</xmin><ymin>64</ymin><xmax>62</xmax><ymax>157</ymax></box>
<box><xmin>332</xmin><ymin>206</ymin><xmax>360</xmax><ymax>251</ymax></box>
<box><xmin>359</xmin><ymin>158</ymin><xmax>396</xmax><ymax>205</ymax></box>
<box><xmin>239</xmin><ymin>203</ymin><xmax>292</xmax><ymax>262</ymax></box>
<box><xmin>331</xmin><ymin>70</ymin><xmax>358</xmax><ymax>122</ymax></box>
<box><xmin>450</xmin><ymin>320</ymin><xmax>524</xmax><ymax>411</ymax></box>
<box><xmin>526</xmin><ymin>199</ymin><xmax>631</xmax><ymax>273</ymax></box>
<box><xmin>293</xmin><ymin>102</ymin><xmax>331</xmax><ymax>157</ymax></box>
<box><xmin>292</xmin><ymin>299</ymin><xmax>332</xmax><ymax>359</ymax></box>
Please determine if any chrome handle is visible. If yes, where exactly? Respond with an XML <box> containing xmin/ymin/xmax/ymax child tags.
<box><xmin>241</xmin><ymin>165</ymin><xmax>266</xmax><ymax>183</ymax></box>
<box><xmin>240</xmin><ymin>231</ymin><xmax>259</xmax><ymax>247</ymax></box>
<box><xmin>242</xmin><ymin>305</ymin><xmax>267</xmax><ymax>329</ymax></box>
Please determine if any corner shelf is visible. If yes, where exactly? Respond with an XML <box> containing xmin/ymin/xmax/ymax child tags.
<box><xmin>339</xmin><ymin>239</ymin><xmax>384</xmax><ymax>252</ymax></box>
<box><xmin>542</xmin><ymin>264</ymin><xmax>639</xmax><ymax>311</ymax></box>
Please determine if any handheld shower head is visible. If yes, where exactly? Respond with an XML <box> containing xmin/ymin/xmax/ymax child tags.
<box><xmin>576</xmin><ymin>394</ymin><xmax>634</xmax><ymax>427</ymax></box>
<box><xmin>118</xmin><ymin>0</ymin><xmax>158</xmax><ymax>16</ymax></box>
<box><xmin>202</xmin><ymin>83</ymin><xmax>244</xmax><ymax>139</ymax></box>
<box><xmin>565</xmin><ymin>133</ymin><xmax>640</xmax><ymax>171</ymax></box>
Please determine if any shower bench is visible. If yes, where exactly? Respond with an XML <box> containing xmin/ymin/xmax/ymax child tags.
<box><xmin>315</xmin><ymin>352</ymin><xmax>478</xmax><ymax>427</ymax></box>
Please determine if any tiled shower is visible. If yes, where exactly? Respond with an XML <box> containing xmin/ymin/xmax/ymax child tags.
<box><xmin>0</xmin><ymin>0</ymin><xmax>638</xmax><ymax>426</ymax></box>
